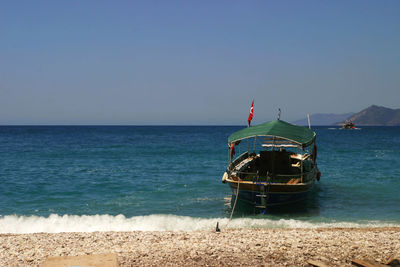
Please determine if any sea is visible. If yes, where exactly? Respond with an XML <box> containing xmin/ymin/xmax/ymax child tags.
<box><xmin>1</xmin><ymin>125</ymin><xmax>400</xmax><ymax>233</ymax></box>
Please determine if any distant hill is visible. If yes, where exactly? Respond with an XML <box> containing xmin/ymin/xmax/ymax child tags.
<box><xmin>292</xmin><ymin>113</ymin><xmax>354</xmax><ymax>126</ymax></box>
<box><xmin>292</xmin><ymin>105</ymin><xmax>400</xmax><ymax>126</ymax></box>
<box><xmin>343</xmin><ymin>105</ymin><xmax>400</xmax><ymax>126</ymax></box>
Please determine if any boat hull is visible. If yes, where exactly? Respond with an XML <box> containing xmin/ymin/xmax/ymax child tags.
<box><xmin>227</xmin><ymin>180</ymin><xmax>315</xmax><ymax>207</ymax></box>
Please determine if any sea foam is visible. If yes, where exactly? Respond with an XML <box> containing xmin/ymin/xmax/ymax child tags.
<box><xmin>0</xmin><ymin>214</ymin><xmax>398</xmax><ymax>234</ymax></box>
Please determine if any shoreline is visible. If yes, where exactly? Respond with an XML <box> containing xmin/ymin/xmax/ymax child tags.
<box><xmin>1</xmin><ymin>227</ymin><xmax>400</xmax><ymax>266</ymax></box>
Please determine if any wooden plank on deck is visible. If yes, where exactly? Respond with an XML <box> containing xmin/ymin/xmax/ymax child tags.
<box><xmin>307</xmin><ymin>259</ymin><xmax>329</xmax><ymax>267</ymax></box>
<box><xmin>42</xmin><ymin>253</ymin><xmax>118</xmax><ymax>267</ymax></box>
<box><xmin>351</xmin><ymin>258</ymin><xmax>387</xmax><ymax>267</ymax></box>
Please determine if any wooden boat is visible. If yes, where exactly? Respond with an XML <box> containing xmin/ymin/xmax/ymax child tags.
<box><xmin>222</xmin><ymin>119</ymin><xmax>321</xmax><ymax>209</ymax></box>
<box><xmin>342</xmin><ymin>120</ymin><xmax>355</xmax><ymax>129</ymax></box>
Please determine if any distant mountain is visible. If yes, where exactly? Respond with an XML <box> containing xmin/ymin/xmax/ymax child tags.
<box><xmin>343</xmin><ymin>105</ymin><xmax>400</xmax><ymax>126</ymax></box>
<box><xmin>292</xmin><ymin>105</ymin><xmax>400</xmax><ymax>126</ymax></box>
<box><xmin>292</xmin><ymin>113</ymin><xmax>354</xmax><ymax>126</ymax></box>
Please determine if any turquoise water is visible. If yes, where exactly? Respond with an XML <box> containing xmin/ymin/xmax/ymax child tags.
<box><xmin>0</xmin><ymin>126</ymin><xmax>399</xmax><ymax>233</ymax></box>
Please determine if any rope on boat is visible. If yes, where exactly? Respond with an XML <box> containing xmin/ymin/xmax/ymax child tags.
<box><xmin>229</xmin><ymin>178</ymin><xmax>240</xmax><ymax>221</ymax></box>
<box><xmin>217</xmin><ymin>177</ymin><xmax>240</xmax><ymax>231</ymax></box>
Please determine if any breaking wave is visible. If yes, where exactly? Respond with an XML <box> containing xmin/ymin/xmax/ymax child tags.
<box><xmin>0</xmin><ymin>214</ymin><xmax>399</xmax><ymax>234</ymax></box>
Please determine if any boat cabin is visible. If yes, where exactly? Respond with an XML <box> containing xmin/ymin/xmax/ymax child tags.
<box><xmin>226</xmin><ymin>120</ymin><xmax>318</xmax><ymax>185</ymax></box>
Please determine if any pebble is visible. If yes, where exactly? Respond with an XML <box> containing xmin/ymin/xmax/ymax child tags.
<box><xmin>0</xmin><ymin>227</ymin><xmax>399</xmax><ymax>266</ymax></box>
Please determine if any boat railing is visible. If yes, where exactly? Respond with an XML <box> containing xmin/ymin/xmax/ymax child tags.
<box><xmin>228</xmin><ymin>151</ymin><xmax>249</xmax><ymax>170</ymax></box>
<box><xmin>233</xmin><ymin>167</ymin><xmax>316</xmax><ymax>183</ymax></box>
<box><xmin>233</xmin><ymin>171</ymin><xmax>259</xmax><ymax>180</ymax></box>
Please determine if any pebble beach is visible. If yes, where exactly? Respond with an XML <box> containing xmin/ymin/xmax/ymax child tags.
<box><xmin>1</xmin><ymin>227</ymin><xmax>400</xmax><ymax>266</ymax></box>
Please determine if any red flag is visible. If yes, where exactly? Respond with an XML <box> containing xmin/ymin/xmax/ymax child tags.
<box><xmin>247</xmin><ymin>100</ymin><xmax>254</xmax><ymax>127</ymax></box>
<box><xmin>230</xmin><ymin>143</ymin><xmax>235</xmax><ymax>158</ymax></box>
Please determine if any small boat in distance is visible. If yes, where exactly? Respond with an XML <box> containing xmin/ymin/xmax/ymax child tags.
<box><xmin>342</xmin><ymin>120</ymin><xmax>356</xmax><ymax>129</ymax></box>
<box><xmin>222</xmin><ymin>119</ymin><xmax>321</xmax><ymax>209</ymax></box>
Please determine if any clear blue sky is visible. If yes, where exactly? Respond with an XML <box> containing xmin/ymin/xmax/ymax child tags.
<box><xmin>1</xmin><ymin>1</ymin><xmax>399</xmax><ymax>125</ymax></box>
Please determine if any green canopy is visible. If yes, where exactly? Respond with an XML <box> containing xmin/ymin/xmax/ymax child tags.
<box><xmin>228</xmin><ymin>120</ymin><xmax>316</xmax><ymax>147</ymax></box>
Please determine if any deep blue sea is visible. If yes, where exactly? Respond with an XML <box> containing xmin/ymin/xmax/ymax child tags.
<box><xmin>1</xmin><ymin>126</ymin><xmax>399</xmax><ymax>233</ymax></box>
